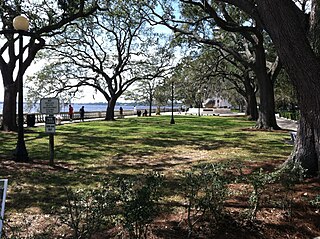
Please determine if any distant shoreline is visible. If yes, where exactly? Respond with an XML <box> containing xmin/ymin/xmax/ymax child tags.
<box><xmin>0</xmin><ymin>102</ymin><xmax>178</xmax><ymax>113</ymax></box>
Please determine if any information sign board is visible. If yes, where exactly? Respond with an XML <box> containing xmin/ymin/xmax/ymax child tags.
<box><xmin>40</xmin><ymin>98</ymin><xmax>60</xmax><ymax>115</ymax></box>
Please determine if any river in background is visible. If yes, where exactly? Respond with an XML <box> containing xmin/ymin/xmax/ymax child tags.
<box><xmin>0</xmin><ymin>102</ymin><xmax>172</xmax><ymax>114</ymax></box>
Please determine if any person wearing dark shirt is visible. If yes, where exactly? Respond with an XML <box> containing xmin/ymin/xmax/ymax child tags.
<box><xmin>79</xmin><ymin>106</ymin><xmax>85</xmax><ymax>122</ymax></box>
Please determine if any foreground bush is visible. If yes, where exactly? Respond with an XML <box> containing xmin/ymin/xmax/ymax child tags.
<box><xmin>2</xmin><ymin>163</ymin><xmax>310</xmax><ymax>238</ymax></box>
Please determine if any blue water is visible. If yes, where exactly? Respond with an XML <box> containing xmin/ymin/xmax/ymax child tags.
<box><xmin>59</xmin><ymin>103</ymin><xmax>157</xmax><ymax>113</ymax></box>
<box><xmin>0</xmin><ymin>102</ymin><xmax>164</xmax><ymax>113</ymax></box>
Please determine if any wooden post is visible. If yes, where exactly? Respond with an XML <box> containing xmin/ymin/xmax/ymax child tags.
<box><xmin>49</xmin><ymin>133</ymin><xmax>54</xmax><ymax>166</ymax></box>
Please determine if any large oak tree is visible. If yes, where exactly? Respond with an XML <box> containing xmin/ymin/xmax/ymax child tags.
<box><xmin>28</xmin><ymin>0</ymin><xmax>173</xmax><ymax>120</ymax></box>
<box><xmin>253</xmin><ymin>0</ymin><xmax>320</xmax><ymax>174</ymax></box>
<box><xmin>0</xmin><ymin>0</ymin><xmax>99</xmax><ymax>131</ymax></box>
<box><xmin>147</xmin><ymin>1</ymin><xmax>281</xmax><ymax>129</ymax></box>
<box><xmin>180</xmin><ymin>0</ymin><xmax>320</xmax><ymax>175</ymax></box>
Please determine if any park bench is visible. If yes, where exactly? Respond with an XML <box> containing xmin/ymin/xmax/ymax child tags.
<box><xmin>290</xmin><ymin>131</ymin><xmax>297</xmax><ymax>143</ymax></box>
<box><xmin>185</xmin><ymin>107</ymin><xmax>232</xmax><ymax>116</ymax></box>
<box><xmin>0</xmin><ymin>179</ymin><xmax>8</xmax><ymax>238</ymax></box>
<box><xmin>202</xmin><ymin>108</ymin><xmax>216</xmax><ymax>116</ymax></box>
<box><xmin>185</xmin><ymin>108</ymin><xmax>200</xmax><ymax>115</ymax></box>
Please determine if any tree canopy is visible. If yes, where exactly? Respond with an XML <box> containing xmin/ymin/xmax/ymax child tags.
<box><xmin>145</xmin><ymin>0</ymin><xmax>282</xmax><ymax>129</ymax></box>
<box><xmin>27</xmin><ymin>0</ymin><xmax>174</xmax><ymax>120</ymax></box>
<box><xmin>0</xmin><ymin>0</ymin><xmax>100</xmax><ymax>131</ymax></box>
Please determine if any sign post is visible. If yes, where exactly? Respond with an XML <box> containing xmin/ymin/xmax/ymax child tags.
<box><xmin>45</xmin><ymin>116</ymin><xmax>56</xmax><ymax>134</ymax></box>
<box><xmin>40</xmin><ymin>98</ymin><xmax>59</xmax><ymax>166</ymax></box>
<box><xmin>45</xmin><ymin>116</ymin><xmax>56</xmax><ymax>166</ymax></box>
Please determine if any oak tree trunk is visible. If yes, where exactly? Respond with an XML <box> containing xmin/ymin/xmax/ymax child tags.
<box><xmin>105</xmin><ymin>98</ymin><xmax>117</xmax><ymax>121</ymax></box>
<box><xmin>149</xmin><ymin>97</ymin><xmax>152</xmax><ymax>117</ymax></box>
<box><xmin>255</xmin><ymin>73</ymin><xmax>279</xmax><ymax>129</ymax></box>
<box><xmin>1</xmin><ymin>74</ymin><xmax>17</xmax><ymax>131</ymax></box>
<box><xmin>243</xmin><ymin>74</ymin><xmax>258</xmax><ymax>120</ymax></box>
<box><xmin>254</xmin><ymin>41</ymin><xmax>280</xmax><ymax>129</ymax></box>
<box><xmin>257</xmin><ymin>0</ymin><xmax>320</xmax><ymax>174</ymax></box>
<box><xmin>310</xmin><ymin>0</ymin><xmax>320</xmax><ymax>55</ymax></box>
<box><xmin>245</xmin><ymin>91</ymin><xmax>258</xmax><ymax>121</ymax></box>
<box><xmin>1</xmin><ymin>34</ymin><xmax>44</xmax><ymax>132</ymax></box>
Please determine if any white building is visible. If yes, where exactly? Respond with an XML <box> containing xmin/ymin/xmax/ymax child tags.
<box><xmin>203</xmin><ymin>97</ymin><xmax>232</xmax><ymax>108</ymax></box>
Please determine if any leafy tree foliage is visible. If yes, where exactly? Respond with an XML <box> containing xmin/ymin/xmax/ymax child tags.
<box><xmin>172</xmin><ymin>56</ymin><xmax>210</xmax><ymax>108</ymax></box>
<box><xmin>146</xmin><ymin>0</ymin><xmax>282</xmax><ymax>129</ymax></box>
<box><xmin>274</xmin><ymin>71</ymin><xmax>298</xmax><ymax>112</ymax></box>
<box><xmin>28</xmin><ymin>1</ymin><xmax>173</xmax><ymax>120</ymax></box>
<box><xmin>124</xmin><ymin>77</ymin><xmax>166</xmax><ymax>116</ymax></box>
<box><xmin>171</xmin><ymin>45</ymin><xmax>258</xmax><ymax>118</ymax></box>
<box><xmin>0</xmin><ymin>0</ymin><xmax>99</xmax><ymax>131</ymax></box>
<box><xmin>160</xmin><ymin>0</ymin><xmax>320</xmax><ymax>175</ymax></box>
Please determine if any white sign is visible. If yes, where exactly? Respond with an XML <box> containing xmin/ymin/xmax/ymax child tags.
<box><xmin>0</xmin><ymin>179</ymin><xmax>8</xmax><ymax>238</ymax></box>
<box><xmin>40</xmin><ymin>98</ymin><xmax>60</xmax><ymax>115</ymax></box>
<box><xmin>45</xmin><ymin>116</ymin><xmax>56</xmax><ymax>134</ymax></box>
<box><xmin>45</xmin><ymin>125</ymin><xmax>56</xmax><ymax>133</ymax></box>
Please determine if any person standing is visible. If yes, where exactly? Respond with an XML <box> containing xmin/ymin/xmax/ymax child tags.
<box><xmin>79</xmin><ymin>106</ymin><xmax>85</xmax><ymax>122</ymax></box>
<box><xmin>68</xmin><ymin>104</ymin><xmax>74</xmax><ymax>121</ymax></box>
<box><xmin>143</xmin><ymin>109</ymin><xmax>148</xmax><ymax>116</ymax></box>
<box><xmin>119</xmin><ymin>106</ymin><xmax>124</xmax><ymax>118</ymax></box>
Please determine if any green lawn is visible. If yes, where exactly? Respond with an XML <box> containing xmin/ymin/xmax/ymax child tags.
<box><xmin>0</xmin><ymin>115</ymin><xmax>293</xmax><ymax>213</ymax></box>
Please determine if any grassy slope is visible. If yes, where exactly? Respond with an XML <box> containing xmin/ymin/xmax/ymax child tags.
<box><xmin>0</xmin><ymin>115</ymin><xmax>292</xmax><ymax>213</ymax></box>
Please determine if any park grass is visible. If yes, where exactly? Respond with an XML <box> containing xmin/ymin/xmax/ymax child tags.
<box><xmin>0</xmin><ymin>115</ymin><xmax>293</xmax><ymax>214</ymax></box>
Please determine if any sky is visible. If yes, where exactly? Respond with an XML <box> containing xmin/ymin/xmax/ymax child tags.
<box><xmin>0</xmin><ymin>62</ymin><xmax>108</xmax><ymax>103</ymax></box>
<box><xmin>0</xmin><ymin>37</ymin><xmax>108</xmax><ymax>104</ymax></box>
<box><xmin>0</xmin><ymin>5</ymin><xmax>175</xmax><ymax>104</ymax></box>
<box><xmin>0</xmin><ymin>82</ymin><xmax>108</xmax><ymax>103</ymax></box>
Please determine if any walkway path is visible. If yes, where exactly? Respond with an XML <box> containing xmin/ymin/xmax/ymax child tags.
<box><xmin>32</xmin><ymin>112</ymin><xmax>298</xmax><ymax>132</ymax></box>
<box><xmin>276</xmin><ymin>116</ymin><xmax>298</xmax><ymax>131</ymax></box>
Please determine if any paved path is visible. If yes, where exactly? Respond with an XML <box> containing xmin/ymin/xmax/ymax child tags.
<box><xmin>276</xmin><ymin>116</ymin><xmax>298</xmax><ymax>131</ymax></box>
<box><xmin>32</xmin><ymin>112</ymin><xmax>298</xmax><ymax>132</ymax></box>
<box><xmin>219</xmin><ymin>114</ymin><xmax>298</xmax><ymax>131</ymax></box>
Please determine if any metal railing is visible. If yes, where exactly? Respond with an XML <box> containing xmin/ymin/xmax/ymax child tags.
<box><xmin>0</xmin><ymin>107</ymin><xmax>176</xmax><ymax>126</ymax></box>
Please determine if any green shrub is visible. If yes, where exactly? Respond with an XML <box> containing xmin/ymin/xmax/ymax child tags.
<box><xmin>279</xmin><ymin>110</ymin><xmax>300</xmax><ymax>120</ymax></box>
<box><xmin>58</xmin><ymin>187</ymin><xmax>117</xmax><ymax>239</ymax></box>
<box><xmin>310</xmin><ymin>195</ymin><xmax>320</xmax><ymax>212</ymax></box>
<box><xmin>245</xmin><ymin>168</ymin><xmax>270</xmax><ymax>221</ymax></box>
<box><xmin>2</xmin><ymin>216</ymin><xmax>56</xmax><ymax>239</ymax></box>
<box><xmin>182</xmin><ymin>162</ymin><xmax>231</xmax><ymax>238</ymax></box>
<box><xmin>117</xmin><ymin>172</ymin><xmax>163</xmax><ymax>239</ymax></box>
<box><xmin>271</xmin><ymin>162</ymin><xmax>305</xmax><ymax>218</ymax></box>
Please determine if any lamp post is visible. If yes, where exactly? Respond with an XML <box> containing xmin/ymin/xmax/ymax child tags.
<box><xmin>170</xmin><ymin>81</ymin><xmax>175</xmax><ymax>124</ymax></box>
<box><xmin>197</xmin><ymin>89</ymin><xmax>201</xmax><ymax>117</ymax></box>
<box><xmin>13</xmin><ymin>15</ymin><xmax>30</xmax><ymax>162</ymax></box>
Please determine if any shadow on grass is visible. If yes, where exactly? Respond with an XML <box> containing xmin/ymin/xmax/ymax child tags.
<box><xmin>1</xmin><ymin>116</ymin><xmax>257</xmax><ymax>162</ymax></box>
<box><xmin>0</xmin><ymin>115</ymin><xmax>292</xmax><ymax>213</ymax></box>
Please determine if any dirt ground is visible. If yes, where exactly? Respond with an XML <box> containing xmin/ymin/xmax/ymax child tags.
<box><xmin>1</xmin><ymin>159</ymin><xmax>320</xmax><ymax>239</ymax></box>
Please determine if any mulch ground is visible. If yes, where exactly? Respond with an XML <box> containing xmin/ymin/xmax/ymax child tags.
<box><xmin>1</xmin><ymin>158</ymin><xmax>320</xmax><ymax>238</ymax></box>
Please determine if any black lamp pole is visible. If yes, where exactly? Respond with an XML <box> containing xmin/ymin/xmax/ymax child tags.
<box><xmin>12</xmin><ymin>16</ymin><xmax>30</xmax><ymax>162</ymax></box>
<box><xmin>170</xmin><ymin>81</ymin><xmax>175</xmax><ymax>124</ymax></box>
<box><xmin>15</xmin><ymin>31</ymin><xmax>29</xmax><ymax>162</ymax></box>
<box><xmin>198</xmin><ymin>90</ymin><xmax>201</xmax><ymax>117</ymax></box>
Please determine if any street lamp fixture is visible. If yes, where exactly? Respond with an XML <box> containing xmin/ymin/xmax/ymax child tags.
<box><xmin>13</xmin><ymin>16</ymin><xmax>30</xmax><ymax>31</ymax></box>
<box><xmin>170</xmin><ymin>81</ymin><xmax>175</xmax><ymax>124</ymax></box>
<box><xmin>13</xmin><ymin>15</ymin><xmax>30</xmax><ymax>162</ymax></box>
